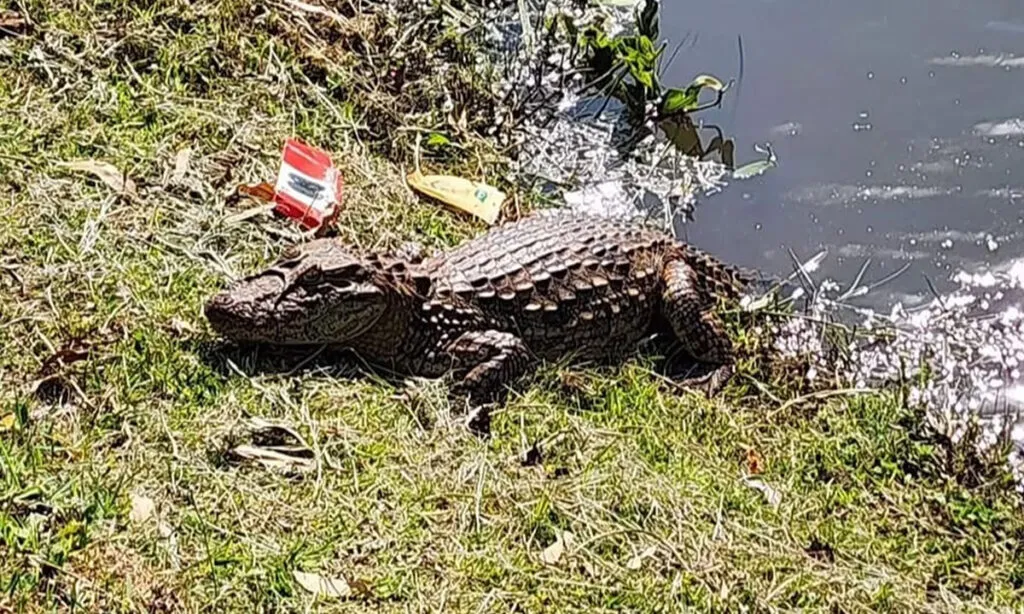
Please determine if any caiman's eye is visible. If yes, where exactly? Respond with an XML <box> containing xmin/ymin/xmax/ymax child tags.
<box><xmin>324</xmin><ymin>263</ymin><xmax>367</xmax><ymax>283</ymax></box>
<box><xmin>299</xmin><ymin>267</ymin><xmax>323</xmax><ymax>285</ymax></box>
<box><xmin>276</xmin><ymin>245</ymin><xmax>305</xmax><ymax>270</ymax></box>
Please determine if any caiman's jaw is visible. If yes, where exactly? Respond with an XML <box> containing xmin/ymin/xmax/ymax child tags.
<box><xmin>204</xmin><ymin>275</ymin><xmax>292</xmax><ymax>343</ymax></box>
<box><xmin>204</xmin><ymin>238</ymin><xmax>391</xmax><ymax>345</ymax></box>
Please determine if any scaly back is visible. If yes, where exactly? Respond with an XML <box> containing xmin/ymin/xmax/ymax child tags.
<box><xmin>425</xmin><ymin>209</ymin><xmax>747</xmax><ymax>306</ymax></box>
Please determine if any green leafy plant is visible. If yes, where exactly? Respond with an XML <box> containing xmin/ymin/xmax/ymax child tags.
<box><xmin>576</xmin><ymin>0</ymin><xmax>734</xmax><ymax>165</ymax></box>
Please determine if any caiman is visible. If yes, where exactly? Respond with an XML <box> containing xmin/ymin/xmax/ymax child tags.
<box><xmin>204</xmin><ymin>209</ymin><xmax>752</xmax><ymax>408</ymax></box>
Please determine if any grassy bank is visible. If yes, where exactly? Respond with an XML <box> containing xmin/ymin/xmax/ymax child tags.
<box><xmin>1</xmin><ymin>1</ymin><xmax>1023</xmax><ymax>611</ymax></box>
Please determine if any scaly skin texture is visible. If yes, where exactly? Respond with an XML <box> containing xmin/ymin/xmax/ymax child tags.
<box><xmin>205</xmin><ymin>209</ymin><xmax>750</xmax><ymax>406</ymax></box>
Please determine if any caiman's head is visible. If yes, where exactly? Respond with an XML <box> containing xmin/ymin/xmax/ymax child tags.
<box><xmin>205</xmin><ymin>239</ymin><xmax>401</xmax><ymax>345</ymax></box>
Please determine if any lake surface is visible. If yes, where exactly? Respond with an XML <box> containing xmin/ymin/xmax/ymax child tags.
<box><xmin>663</xmin><ymin>0</ymin><xmax>1024</xmax><ymax>311</ymax></box>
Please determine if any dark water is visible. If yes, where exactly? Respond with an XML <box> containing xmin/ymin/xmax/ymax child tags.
<box><xmin>665</xmin><ymin>0</ymin><xmax>1024</xmax><ymax>309</ymax></box>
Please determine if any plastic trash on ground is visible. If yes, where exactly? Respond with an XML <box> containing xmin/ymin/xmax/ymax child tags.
<box><xmin>237</xmin><ymin>138</ymin><xmax>343</xmax><ymax>230</ymax></box>
<box><xmin>406</xmin><ymin>170</ymin><xmax>504</xmax><ymax>225</ymax></box>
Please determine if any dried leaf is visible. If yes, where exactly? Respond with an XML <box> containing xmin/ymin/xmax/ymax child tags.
<box><xmin>39</xmin><ymin>344</ymin><xmax>91</xmax><ymax>377</ymax></box>
<box><xmin>166</xmin><ymin>318</ymin><xmax>198</xmax><ymax>336</ymax></box>
<box><xmin>293</xmin><ymin>570</ymin><xmax>353</xmax><ymax>599</ymax></box>
<box><xmin>37</xmin><ymin>326</ymin><xmax>124</xmax><ymax>378</ymax></box>
<box><xmin>626</xmin><ymin>546</ymin><xmax>658</xmax><ymax>570</ymax></box>
<box><xmin>746</xmin><ymin>448</ymin><xmax>765</xmax><ymax>475</ymax></box>
<box><xmin>743</xmin><ymin>477</ymin><xmax>782</xmax><ymax>508</ymax></box>
<box><xmin>230</xmin><ymin>444</ymin><xmax>315</xmax><ymax>473</ymax></box>
<box><xmin>58</xmin><ymin>160</ymin><xmax>138</xmax><ymax>198</ymax></box>
<box><xmin>223</xmin><ymin>203</ymin><xmax>276</xmax><ymax>225</ymax></box>
<box><xmin>0</xmin><ymin>10</ymin><xmax>29</xmax><ymax>34</ymax></box>
<box><xmin>539</xmin><ymin>530</ymin><xmax>574</xmax><ymax>565</ymax></box>
<box><xmin>28</xmin><ymin>374</ymin><xmax>73</xmax><ymax>406</ymax></box>
<box><xmin>281</xmin><ymin>0</ymin><xmax>348</xmax><ymax>23</ymax></box>
<box><xmin>237</xmin><ymin>182</ymin><xmax>276</xmax><ymax>202</ymax></box>
<box><xmin>157</xmin><ymin>522</ymin><xmax>174</xmax><ymax>539</ymax></box>
<box><xmin>129</xmin><ymin>494</ymin><xmax>156</xmax><ymax>525</ymax></box>
<box><xmin>170</xmin><ymin>147</ymin><xmax>191</xmax><ymax>184</ymax></box>
<box><xmin>313</xmin><ymin>200</ymin><xmax>342</xmax><ymax>238</ymax></box>
<box><xmin>247</xmin><ymin>418</ymin><xmax>306</xmax><ymax>448</ymax></box>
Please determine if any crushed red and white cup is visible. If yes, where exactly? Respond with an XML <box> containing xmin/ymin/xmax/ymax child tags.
<box><xmin>271</xmin><ymin>138</ymin><xmax>344</xmax><ymax>230</ymax></box>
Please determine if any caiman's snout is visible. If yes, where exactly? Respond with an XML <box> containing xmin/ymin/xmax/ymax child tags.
<box><xmin>203</xmin><ymin>289</ymin><xmax>235</xmax><ymax>326</ymax></box>
<box><xmin>204</xmin><ymin>275</ymin><xmax>286</xmax><ymax>341</ymax></box>
<box><xmin>203</xmin><ymin>289</ymin><xmax>251</xmax><ymax>339</ymax></box>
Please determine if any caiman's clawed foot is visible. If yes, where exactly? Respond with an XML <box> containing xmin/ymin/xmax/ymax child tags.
<box><xmin>463</xmin><ymin>404</ymin><xmax>493</xmax><ymax>437</ymax></box>
<box><xmin>660</xmin><ymin>258</ymin><xmax>740</xmax><ymax>399</ymax></box>
<box><xmin>446</xmin><ymin>387</ymin><xmax>500</xmax><ymax>437</ymax></box>
<box><xmin>444</xmin><ymin>329</ymin><xmax>532</xmax><ymax>436</ymax></box>
<box><xmin>449</xmin><ymin>326</ymin><xmax>529</xmax><ymax>394</ymax></box>
<box><xmin>680</xmin><ymin>363</ymin><xmax>735</xmax><ymax>398</ymax></box>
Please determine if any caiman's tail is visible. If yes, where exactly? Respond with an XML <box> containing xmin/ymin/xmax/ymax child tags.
<box><xmin>679</xmin><ymin>244</ymin><xmax>792</xmax><ymax>303</ymax></box>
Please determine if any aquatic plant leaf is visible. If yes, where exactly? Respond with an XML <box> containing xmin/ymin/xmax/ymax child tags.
<box><xmin>733</xmin><ymin>142</ymin><xmax>778</xmax><ymax>179</ymax></box>
<box><xmin>660</xmin><ymin>116</ymin><xmax>702</xmax><ymax>156</ymax></box>
<box><xmin>661</xmin><ymin>87</ymin><xmax>698</xmax><ymax>115</ymax></box>
<box><xmin>637</xmin><ymin>0</ymin><xmax>659</xmax><ymax>40</ymax></box>
<box><xmin>733</xmin><ymin>159</ymin><xmax>777</xmax><ymax>180</ymax></box>
<box><xmin>688</xmin><ymin>74</ymin><xmax>725</xmax><ymax>92</ymax></box>
<box><xmin>720</xmin><ymin>138</ymin><xmax>736</xmax><ymax>169</ymax></box>
<box><xmin>662</xmin><ymin>75</ymin><xmax>722</xmax><ymax>115</ymax></box>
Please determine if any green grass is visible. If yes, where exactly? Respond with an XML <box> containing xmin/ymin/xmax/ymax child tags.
<box><xmin>2</xmin><ymin>1</ymin><xmax>1024</xmax><ymax>612</ymax></box>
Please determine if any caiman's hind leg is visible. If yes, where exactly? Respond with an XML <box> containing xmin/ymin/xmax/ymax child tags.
<box><xmin>445</xmin><ymin>330</ymin><xmax>533</xmax><ymax>432</ymax></box>
<box><xmin>661</xmin><ymin>259</ymin><xmax>737</xmax><ymax>396</ymax></box>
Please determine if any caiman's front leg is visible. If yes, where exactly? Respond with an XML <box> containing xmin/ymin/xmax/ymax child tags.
<box><xmin>445</xmin><ymin>330</ymin><xmax>533</xmax><ymax>408</ymax></box>
<box><xmin>661</xmin><ymin>260</ymin><xmax>737</xmax><ymax>396</ymax></box>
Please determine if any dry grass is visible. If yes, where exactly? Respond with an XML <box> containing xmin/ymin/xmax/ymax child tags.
<box><xmin>1</xmin><ymin>1</ymin><xmax>1024</xmax><ymax>612</ymax></box>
